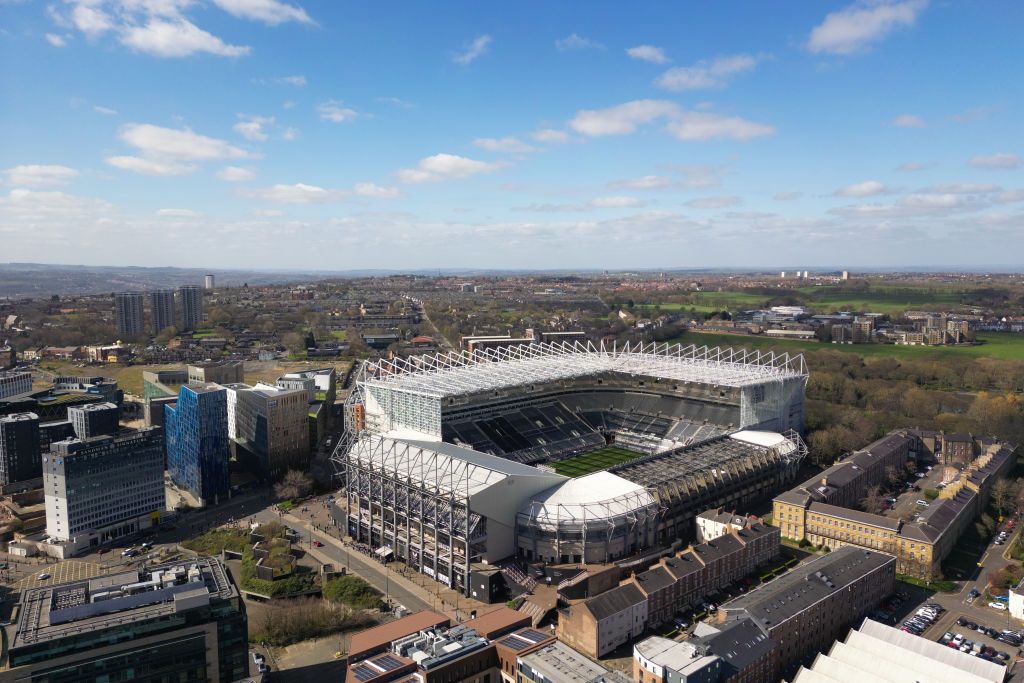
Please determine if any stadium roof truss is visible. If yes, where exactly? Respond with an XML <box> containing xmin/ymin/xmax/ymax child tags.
<box><xmin>357</xmin><ymin>340</ymin><xmax>808</xmax><ymax>399</ymax></box>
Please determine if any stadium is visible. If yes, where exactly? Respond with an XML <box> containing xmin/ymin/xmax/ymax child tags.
<box><xmin>332</xmin><ymin>340</ymin><xmax>808</xmax><ymax>597</ymax></box>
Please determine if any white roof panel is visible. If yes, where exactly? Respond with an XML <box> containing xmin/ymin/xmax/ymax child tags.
<box><xmin>360</xmin><ymin>340</ymin><xmax>807</xmax><ymax>399</ymax></box>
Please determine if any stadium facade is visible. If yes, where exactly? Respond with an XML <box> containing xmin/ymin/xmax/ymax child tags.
<box><xmin>334</xmin><ymin>341</ymin><xmax>808</xmax><ymax>595</ymax></box>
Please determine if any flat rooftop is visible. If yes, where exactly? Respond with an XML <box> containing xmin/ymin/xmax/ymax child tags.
<box><xmin>11</xmin><ymin>556</ymin><xmax>236</xmax><ymax>650</ymax></box>
<box><xmin>520</xmin><ymin>641</ymin><xmax>609</xmax><ymax>683</ymax></box>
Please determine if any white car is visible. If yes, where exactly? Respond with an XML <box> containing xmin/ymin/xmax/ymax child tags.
<box><xmin>37</xmin><ymin>572</ymin><xmax>50</xmax><ymax>580</ymax></box>
<box><xmin>989</xmin><ymin>601</ymin><xmax>1008</xmax><ymax>611</ymax></box>
<box><xmin>953</xmin><ymin>633</ymin><xmax>965</xmax><ymax>645</ymax></box>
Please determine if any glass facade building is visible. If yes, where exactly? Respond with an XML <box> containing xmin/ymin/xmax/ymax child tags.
<box><xmin>165</xmin><ymin>385</ymin><xmax>230</xmax><ymax>506</ymax></box>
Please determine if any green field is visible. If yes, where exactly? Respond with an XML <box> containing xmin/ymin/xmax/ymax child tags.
<box><xmin>550</xmin><ymin>446</ymin><xmax>643</xmax><ymax>477</ymax></box>
<box><xmin>665</xmin><ymin>331</ymin><xmax>1024</xmax><ymax>361</ymax></box>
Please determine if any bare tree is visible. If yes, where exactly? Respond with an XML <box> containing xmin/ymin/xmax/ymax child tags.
<box><xmin>862</xmin><ymin>485</ymin><xmax>885</xmax><ymax>515</ymax></box>
<box><xmin>274</xmin><ymin>469</ymin><xmax>314</xmax><ymax>500</ymax></box>
<box><xmin>993</xmin><ymin>477</ymin><xmax>1012</xmax><ymax>519</ymax></box>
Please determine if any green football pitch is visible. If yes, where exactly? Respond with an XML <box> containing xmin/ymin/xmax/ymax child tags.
<box><xmin>549</xmin><ymin>446</ymin><xmax>643</xmax><ymax>478</ymax></box>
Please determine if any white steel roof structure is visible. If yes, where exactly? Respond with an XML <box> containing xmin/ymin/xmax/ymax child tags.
<box><xmin>520</xmin><ymin>471</ymin><xmax>658</xmax><ymax>526</ymax></box>
<box><xmin>358</xmin><ymin>340</ymin><xmax>808</xmax><ymax>399</ymax></box>
<box><xmin>792</xmin><ymin>618</ymin><xmax>1004</xmax><ymax>683</ymax></box>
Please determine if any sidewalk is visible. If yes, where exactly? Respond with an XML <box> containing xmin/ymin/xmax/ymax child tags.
<box><xmin>280</xmin><ymin>508</ymin><xmax>499</xmax><ymax>623</ymax></box>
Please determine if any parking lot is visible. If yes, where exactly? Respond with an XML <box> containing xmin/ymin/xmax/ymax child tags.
<box><xmin>13</xmin><ymin>559</ymin><xmax>107</xmax><ymax>590</ymax></box>
<box><xmin>882</xmin><ymin>463</ymin><xmax>956</xmax><ymax>523</ymax></box>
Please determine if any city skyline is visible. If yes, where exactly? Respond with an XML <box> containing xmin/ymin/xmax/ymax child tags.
<box><xmin>1</xmin><ymin>1</ymin><xmax>1022</xmax><ymax>269</ymax></box>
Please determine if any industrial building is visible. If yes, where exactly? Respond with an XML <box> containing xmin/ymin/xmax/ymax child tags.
<box><xmin>335</xmin><ymin>341</ymin><xmax>808</xmax><ymax>596</ymax></box>
<box><xmin>1</xmin><ymin>556</ymin><xmax>247</xmax><ymax>682</ymax></box>
<box><xmin>187</xmin><ymin>360</ymin><xmax>244</xmax><ymax>385</ymax></box>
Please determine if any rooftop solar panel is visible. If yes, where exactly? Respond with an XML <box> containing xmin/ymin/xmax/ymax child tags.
<box><xmin>352</xmin><ymin>665</ymin><xmax>377</xmax><ymax>682</ymax></box>
<box><xmin>374</xmin><ymin>655</ymin><xmax>405</xmax><ymax>671</ymax></box>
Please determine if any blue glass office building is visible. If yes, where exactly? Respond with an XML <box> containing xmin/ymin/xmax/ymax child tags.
<box><xmin>165</xmin><ymin>384</ymin><xmax>230</xmax><ymax>505</ymax></box>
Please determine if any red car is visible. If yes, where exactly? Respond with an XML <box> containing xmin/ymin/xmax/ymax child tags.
<box><xmin>312</xmin><ymin>540</ymin><xmax>324</xmax><ymax>547</ymax></box>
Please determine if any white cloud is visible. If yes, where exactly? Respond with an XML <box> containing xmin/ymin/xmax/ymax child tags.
<box><xmin>233</xmin><ymin>114</ymin><xmax>274</xmax><ymax>141</ymax></box>
<box><xmin>897</xmin><ymin>161</ymin><xmax>928</xmax><ymax>172</ymax></box>
<box><xmin>105</xmin><ymin>156</ymin><xmax>197</xmax><ymax>175</ymax></box>
<box><xmin>45</xmin><ymin>33</ymin><xmax>67</xmax><ymax>47</ymax></box>
<box><xmin>569</xmin><ymin>100</ymin><xmax>772</xmax><ymax>141</ymax></box>
<box><xmin>674</xmin><ymin>165</ymin><xmax>729</xmax><ymax>188</ymax></box>
<box><xmin>970</xmin><ymin>153</ymin><xmax>1021</xmax><ymax>170</ymax></box>
<box><xmin>665</xmin><ymin>111</ymin><xmax>774</xmax><ymax>141</ymax></box>
<box><xmin>317</xmin><ymin>100</ymin><xmax>358</xmax><ymax>123</ymax></box>
<box><xmin>950</xmin><ymin>106</ymin><xmax>995</xmax><ymax>124</ymax></box>
<box><xmin>354</xmin><ymin>182</ymin><xmax>401</xmax><ymax>198</ymax></box>
<box><xmin>4</xmin><ymin>164</ymin><xmax>79</xmax><ymax>187</ymax></box>
<box><xmin>569</xmin><ymin>99</ymin><xmax>681</xmax><ymax>136</ymax></box>
<box><xmin>995</xmin><ymin>189</ymin><xmax>1024</xmax><ymax>204</ymax></box>
<box><xmin>120</xmin><ymin>18</ymin><xmax>251</xmax><ymax>57</ymax></box>
<box><xmin>216</xmin><ymin>166</ymin><xmax>256</xmax><ymax>181</ymax></box>
<box><xmin>686</xmin><ymin>196</ymin><xmax>741</xmax><ymax>209</ymax></box>
<box><xmin>397</xmin><ymin>154</ymin><xmax>499</xmax><ymax>183</ymax></box>
<box><xmin>931</xmin><ymin>183</ymin><xmax>1000</xmax><ymax>194</ymax></box>
<box><xmin>530</xmin><ymin>129</ymin><xmax>569</xmax><ymax>144</ymax></box>
<box><xmin>807</xmin><ymin>0</ymin><xmax>928</xmax><ymax>55</ymax></box>
<box><xmin>210</xmin><ymin>0</ymin><xmax>312</xmax><ymax>25</ymax></box>
<box><xmin>609</xmin><ymin>175</ymin><xmax>672</xmax><ymax>190</ymax></box>
<box><xmin>774</xmin><ymin>191</ymin><xmax>803</xmax><ymax>201</ymax></box>
<box><xmin>156</xmin><ymin>208</ymin><xmax>199</xmax><ymax>217</ymax></box>
<box><xmin>891</xmin><ymin>113</ymin><xmax>925</xmax><ymax>128</ymax></box>
<box><xmin>835</xmin><ymin>180</ymin><xmax>889</xmax><ymax>197</ymax></box>
<box><xmin>472</xmin><ymin>137</ymin><xmax>536</xmax><ymax>154</ymax></box>
<box><xmin>242</xmin><ymin>183</ymin><xmax>340</xmax><ymax>203</ymax></box>
<box><xmin>555</xmin><ymin>33</ymin><xmax>604</xmax><ymax>51</ymax></box>
<box><xmin>282</xmin><ymin>127</ymin><xmax>299</xmax><ymax>141</ymax></box>
<box><xmin>376</xmin><ymin>96</ymin><xmax>416</xmax><ymax>109</ymax></box>
<box><xmin>655</xmin><ymin>54</ymin><xmax>761</xmax><ymax>91</ymax></box>
<box><xmin>70</xmin><ymin>3</ymin><xmax>114</xmax><ymax>36</ymax></box>
<box><xmin>589</xmin><ymin>196</ymin><xmax>644</xmax><ymax>208</ymax></box>
<box><xmin>452</xmin><ymin>34</ymin><xmax>491</xmax><ymax>65</ymax></box>
<box><xmin>0</xmin><ymin>188</ymin><xmax>114</xmax><ymax>221</ymax></box>
<box><xmin>118</xmin><ymin>123</ymin><xmax>253</xmax><ymax>161</ymax></box>
<box><xmin>626</xmin><ymin>45</ymin><xmax>669</xmax><ymax>64</ymax></box>
<box><xmin>93</xmin><ymin>105</ymin><xmax>118</xmax><ymax>115</ymax></box>
<box><xmin>253</xmin><ymin>75</ymin><xmax>307</xmax><ymax>86</ymax></box>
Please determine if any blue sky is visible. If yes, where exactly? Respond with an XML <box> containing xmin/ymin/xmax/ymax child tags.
<box><xmin>0</xmin><ymin>0</ymin><xmax>1022</xmax><ymax>270</ymax></box>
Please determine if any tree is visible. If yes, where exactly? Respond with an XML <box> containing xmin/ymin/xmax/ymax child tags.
<box><xmin>992</xmin><ymin>477</ymin><xmax>1012</xmax><ymax>519</ymax></box>
<box><xmin>862</xmin><ymin>485</ymin><xmax>885</xmax><ymax>515</ymax></box>
<box><xmin>274</xmin><ymin>469</ymin><xmax>314</xmax><ymax>500</ymax></box>
<box><xmin>155</xmin><ymin>326</ymin><xmax>178</xmax><ymax>345</ymax></box>
<box><xmin>282</xmin><ymin>332</ymin><xmax>306</xmax><ymax>355</ymax></box>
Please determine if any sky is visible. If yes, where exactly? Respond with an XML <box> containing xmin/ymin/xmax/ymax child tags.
<box><xmin>0</xmin><ymin>0</ymin><xmax>1022</xmax><ymax>271</ymax></box>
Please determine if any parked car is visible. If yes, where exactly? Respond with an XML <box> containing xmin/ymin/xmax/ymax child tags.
<box><xmin>989</xmin><ymin>601</ymin><xmax>1008</xmax><ymax>611</ymax></box>
<box><xmin>916</xmin><ymin>499</ymin><xmax>930</xmax><ymax>507</ymax></box>
<box><xmin>252</xmin><ymin>653</ymin><xmax>265</xmax><ymax>665</ymax></box>
<box><xmin>37</xmin><ymin>572</ymin><xmax>50</xmax><ymax>580</ymax></box>
<box><xmin>953</xmin><ymin>633</ymin><xmax>965</xmax><ymax>645</ymax></box>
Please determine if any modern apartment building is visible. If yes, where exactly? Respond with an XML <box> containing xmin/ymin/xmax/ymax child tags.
<box><xmin>0</xmin><ymin>370</ymin><xmax>32</xmax><ymax>400</ymax></box>
<box><xmin>114</xmin><ymin>291</ymin><xmax>145</xmax><ymax>338</ymax></box>
<box><xmin>165</xmin><ymin>384</ymin><xmax>230</xmax><ymax>506</ymax></box>
<box><xmin>233</xmin><ymin>383</ymin><xmax>310</xmax><ymax>476</ymax></box>
<box><xmin>715</xmin><ymin>546</ymin><xmax>896</xmax><ymax>673</ymax></box>
<box><xmin>188</xmin><ymin>360</ymin><xmax>244</xmax><ymax>385</ymax></box>
<box><xmin>68</xmin><ymin>401</ymin><xmax>120</xmax><ymax>439</ymax></box>
<box><xmin>44</xmin><ymin>427</ymin><xmax>165</xmax><ymax>555</ymax></box>
<box><xmin>204</xmin><ymin>273</ymin><xmax>215</xmax><ymax>289</ymax></box>
<box><xmin>179</xmin><ymin>285</ymin><xmax>203</xmax><ymax>332</ymax></box>
<box><xmin>0</xmin><ymin>412</ymin><xmax>41</xmax><ymax>485</ymax></box>
<box><xmin>0</xmin><ymin>556</ymin><xmax>248</xmax><ymax>682</ymax></box>
<box><xmin>150</xmin><ymin>289</ymin><xmax>176</xmax><ymax>334</ymax></box>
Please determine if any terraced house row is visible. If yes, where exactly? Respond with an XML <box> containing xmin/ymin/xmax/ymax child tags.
<box><xmin>558</xmin><ymin>516</ymin><xmax>779</xmax><ymax>658</ymax></box>
<box><xmin>774</xmin><ymin>430</ymin><xmax>1015</xmax><ymax>579</ymax></box>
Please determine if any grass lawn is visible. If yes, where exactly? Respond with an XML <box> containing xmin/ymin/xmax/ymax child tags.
<box><xmin>550</xmin><ymin>446</ymin><xmax>643</xmax><ymax>477</ymax></box>
<box><xmin>664</xmin><ymin>331</ymin><xmax>1024</xmax><ymax>362</ymax></box>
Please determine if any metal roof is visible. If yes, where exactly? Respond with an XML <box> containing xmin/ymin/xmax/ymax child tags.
<box><xmin>359</xmin><ymin>340</ymin><xmax>807</xmax><ymax>399</ymax></box>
